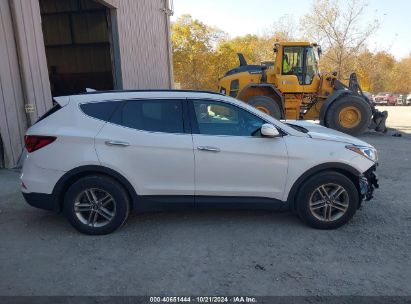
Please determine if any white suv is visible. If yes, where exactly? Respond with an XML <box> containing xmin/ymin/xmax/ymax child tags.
<box><xmin>21</xmin><ymin>90</ymin><xmax>379</xmax><ymax>234</ymax></box>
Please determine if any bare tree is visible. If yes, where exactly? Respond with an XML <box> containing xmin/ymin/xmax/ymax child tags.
<box><xmin>265</xmin><ymin>14</ymin><xmax>297</xmax><ymax>41</ymax></box>
<box><xmin>300</xmin><ymin>0</ymin><xmax>379</xmax><ymax>79</ymax></box>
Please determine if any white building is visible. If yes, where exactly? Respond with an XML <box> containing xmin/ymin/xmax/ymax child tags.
<box><xmin>0</xmin><ymin>0</ymin><xmax>173</xmax><ymax>168</ymax></box>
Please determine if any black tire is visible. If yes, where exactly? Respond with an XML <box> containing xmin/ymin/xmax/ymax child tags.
<box><xmin>325</xmin><ymin>95</ymin><xmax>372</xmax><ymax>135</ymax></box>
<box><xmin>247</xmin><ymin>96</ymin><xmax>282</xmax><ymax>119</ymax></box>
<box><xmin>63</xmin><ymin>175</ymin><xmax>130</xmax><ymax>235</ymax></box>
<box><xmin>296</xmin><ymin>171</ymin><xmax>359</xmax><ymax>229</ymax></box>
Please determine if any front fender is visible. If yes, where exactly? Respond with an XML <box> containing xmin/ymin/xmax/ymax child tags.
<box><xmin>286</xmin><ymin>162</ymin><xmax>362</xmax><ymax>211</ymax></box>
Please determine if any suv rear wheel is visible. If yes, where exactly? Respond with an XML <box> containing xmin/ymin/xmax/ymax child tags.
<box><xmin>296</xmin><ymin>171</ymin><xmax>359</xmax><ymax>229</ymax></box>
<box><xmin>63</xmin><ymin>175</ymin><xmax>130</xmax><ymax>235</ymax></box>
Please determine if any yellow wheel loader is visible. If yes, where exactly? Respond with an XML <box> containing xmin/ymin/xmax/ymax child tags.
<box><xmin>218</xmin><ymin>41</ymin><xmax>387</xmax><ymax>135</ymax></box>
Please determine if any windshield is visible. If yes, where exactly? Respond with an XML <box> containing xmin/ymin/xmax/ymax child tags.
<box><xmin>282</xmin><ymin>46</ymin><xmax>319</xmax><ymax>85</ymax></box>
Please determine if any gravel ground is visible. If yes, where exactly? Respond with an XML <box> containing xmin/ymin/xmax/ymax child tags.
<box><xmin>0</xmin><ymin>106</ymin><xmax>410</xmax><ymax>296</ymax></box>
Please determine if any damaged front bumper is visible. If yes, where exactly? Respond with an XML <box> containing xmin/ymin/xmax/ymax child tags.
<box><xmin>359</xmin><ymin>165</ymin><xmax>379</xmax><ymax>201</ymax></box>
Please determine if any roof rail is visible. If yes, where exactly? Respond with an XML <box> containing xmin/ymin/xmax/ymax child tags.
<box><xmin>80</xmin><ymin>89</ymin><xmax>225</xmax><ymax>96</ymax></box>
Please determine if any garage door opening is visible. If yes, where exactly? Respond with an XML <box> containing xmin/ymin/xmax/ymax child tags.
<box><xmin>39</xmin><ymin>0</ymin><xmax>118</xmax><ymax>96</ymax></box>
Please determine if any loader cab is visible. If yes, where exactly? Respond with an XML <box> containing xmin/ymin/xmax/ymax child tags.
<box><xmin>272</xmin><ymin>42</ymin><xmax>321</xmax><ymax>92</ymax></box>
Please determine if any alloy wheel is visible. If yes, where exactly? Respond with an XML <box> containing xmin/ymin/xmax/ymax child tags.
<box><xmin>309</xmin><ymin>183</ymin><xmax>349</xmax><ymax>222</ymax></box>
<box><xmin>74</xmin><ymin>188</ymin><xmax>116</xmax><ymax>227</ymax></box>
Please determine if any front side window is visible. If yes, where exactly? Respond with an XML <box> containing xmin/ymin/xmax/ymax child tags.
<box><xmin>113</xmin><ymin>100</ymin><xmax>184</xmax><ymax>133</ymax></box>
<box><xmin>192</xmin><ymin>100</ymin><xmax>265</xmax><ymax>137</ymax></box>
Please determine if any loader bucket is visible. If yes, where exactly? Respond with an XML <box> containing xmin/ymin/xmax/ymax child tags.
<box><xmin>346</xmin><ymin>73</ymin><xmax>388</xmax><ymax>133</ymax></box>
<box><xmin>370</xmin><ymin>109</ymin><xmax>388</xmax><ymax>133</ymax></box>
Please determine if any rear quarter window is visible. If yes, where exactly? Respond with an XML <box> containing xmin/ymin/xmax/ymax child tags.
<box><xmin>80</xmin><ymin>101</ymin><xmax>121</xmax><ymax>121</ymax></box>
<box><xmin>35</xmin><ymin>102</ymin><xmax>62</xmax><ymax>124</ymax></box>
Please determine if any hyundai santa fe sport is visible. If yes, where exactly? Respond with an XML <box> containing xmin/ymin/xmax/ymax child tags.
<box><xmin>21</xmin><ymin>90</ymin><xmax>379</xmax><ymax>234</ymax></box>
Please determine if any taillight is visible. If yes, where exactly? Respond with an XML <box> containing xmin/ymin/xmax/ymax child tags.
<box><xmin>24</xmin><ymin>135</ymin><xmax>56</xmax><ymax>153</ymax></box>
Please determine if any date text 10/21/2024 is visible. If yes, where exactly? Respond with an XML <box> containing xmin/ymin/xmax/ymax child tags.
<box><xmin>149</xmin><ymin>296</ymin><xmax>258</xmax><ymax>303</ymax></box>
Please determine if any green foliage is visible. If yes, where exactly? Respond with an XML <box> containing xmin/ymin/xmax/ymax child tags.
<box><xmin>172</xmin><ymin>15</ymin><xmax>225</xmax><ymax>90</ymax></box>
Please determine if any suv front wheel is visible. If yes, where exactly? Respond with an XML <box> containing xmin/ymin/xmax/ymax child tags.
<box><xmin>296</xmin><ymin>171</ymin><xmax>359</xmax><ymax>229</ymax></box>
<box><xmin>63</xmin><ymin>175</ymin><xmax>130</xmax><ymax>235</ymax></box>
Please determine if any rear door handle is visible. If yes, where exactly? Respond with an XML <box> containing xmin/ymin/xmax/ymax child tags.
<box><xmin>105</xmin><ymin>140</ymin><xmax>130</xmax><ymax>147</ymax></box>
<box><xmin>197</xmin><ymin>146</ymin><xmax>221</xmax><ymax>152</ymax></box>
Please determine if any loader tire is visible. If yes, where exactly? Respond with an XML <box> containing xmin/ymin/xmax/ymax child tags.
<box><xmin>247</xmin><ymin>96</ymin><xmax>282</xmax><ymax>119</ymax></box>
<box><xmin>325</xmin><ymin>95</ymin><xmax>372</xmax><ymax>136</ymax></box>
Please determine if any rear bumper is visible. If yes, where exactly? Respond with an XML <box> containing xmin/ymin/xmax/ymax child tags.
<box><xmin>359</xmin><ymin>165</ymin><xmax>379</xmax><ymax>201</ymax></box>
<box><xmin>22</xmin><ymin>192</ymin><xmax>59</xmax><ymax>212</ymax></box>
<box><xmin>20</xmin><ymin>154</ymin><xmax>66</xmax><ymax>195</ymax></box>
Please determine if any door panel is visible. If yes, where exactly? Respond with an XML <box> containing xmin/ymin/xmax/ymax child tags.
<box><xmin>190</xmin><ymin>99</ymin><xmax>289</xmax><ymax>200</ymax></box>
<box><xmin>276</xmin><ymin>74</ymin><xmax>305</xmax><ymax>93</ymax></box>
<box><xmin>94</xmin><ymin>99</ymin><xmax>194</xmax><ymax>197</ymax></box>
<box><xmin>193</xmin><ymin>135</ymin><xmax>288</xmax><ymax>199</ymax></box>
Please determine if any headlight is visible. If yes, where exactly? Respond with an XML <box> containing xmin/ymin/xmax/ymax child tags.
<box><xmin>346</xmin><ymin>145</ymin><xmax>378</xmax><ymax>162</ymax></box>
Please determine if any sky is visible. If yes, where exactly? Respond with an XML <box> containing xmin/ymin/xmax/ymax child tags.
<box><xmin>171</xmin><ymin>0</ymin><xmax>411</xmax><ymax>60</ymax></box>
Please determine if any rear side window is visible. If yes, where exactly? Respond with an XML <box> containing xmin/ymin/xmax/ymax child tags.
<box><xmin>80</xmin><ymin>101</ymin><xmax>121</xmax><ymax>121</ymax></box>
<box><xmin>112</xmin><ymin>99</ymin><xmax>184</xmax><ymax>134</ymax></box>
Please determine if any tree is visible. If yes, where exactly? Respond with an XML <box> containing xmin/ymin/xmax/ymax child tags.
<box><xmin>352</xmin><ymin>49</ymin><xmax>375</xmax><ymax>91</ymax></box>
<box><xmin>217</xmin><ymin>35</ymin><xmax>276</xmax><ymax>65</ymax></box>
<box><xmin>172</xmin><ymin>15</ymin><xmax>224</xmax><ymax>90</ymax></box>
<box><xmin>300</xmin><ymin>0</ymin><xmax>379</xmax><ymax>79</ymax></box>
<box><xmin>389</xmin><ymin>55</ymin><xmax>411</xmax><ymax>94</ymax></box>
<box><xmin>368</xmin><ymin>52</ymin><xmax>396</xmax><ymax>93</ymax></box>
<box><xmin>266</xmin><ymin>14</ymin><xmax>297</xmax><ymax>41</ymax></box>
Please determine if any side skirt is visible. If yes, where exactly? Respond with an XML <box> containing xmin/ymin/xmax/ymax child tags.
<box><xmin>134</xmin><ymin>195</ymin><xmax>289</xmax><ymax>212</ymax></box>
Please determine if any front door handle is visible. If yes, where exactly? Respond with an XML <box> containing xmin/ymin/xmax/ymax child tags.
<box><xmin>105</xmin><ymin>140</ymin><xmax>130</xmax><ymax>147</ymax></box>
<box><xmin>197</xmin><ymin>146</ymin><xmax>221</xmax><ymax>152</ymax></box>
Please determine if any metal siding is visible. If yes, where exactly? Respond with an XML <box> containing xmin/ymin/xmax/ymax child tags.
<box><xmin>0</xmin><ymin>0</ymin><xmax>27</xmax><ymax>167</ymax></box>
<box><xmin>116</xmin><ymin>0</ymin><xmax>172</xmax><ymax>89</ymax></box>
<box><xmin>10</xmin><ymin>0</ymin><xmax>53</xmax><ymax>124</ymax></box>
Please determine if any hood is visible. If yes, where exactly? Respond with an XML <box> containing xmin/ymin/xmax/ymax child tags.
<box><xmin>285</xmin><ymin>120</ymin><xmax>372</xmax><ymax>147</ymax></box>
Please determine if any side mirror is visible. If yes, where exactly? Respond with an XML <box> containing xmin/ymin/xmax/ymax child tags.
<box><xmin>261</xmin><ymin>123</ymin><xmax>280</xmax><ymax>138</ymax></box>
